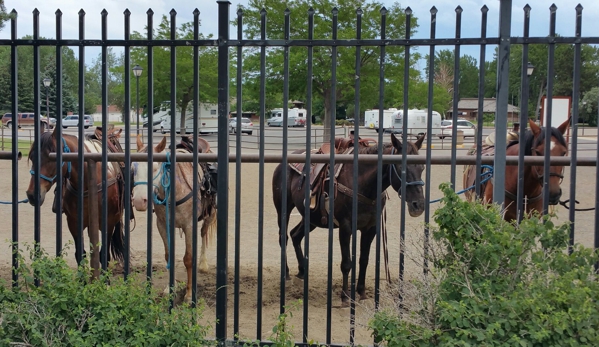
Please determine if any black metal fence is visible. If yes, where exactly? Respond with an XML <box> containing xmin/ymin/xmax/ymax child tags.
<box><xmin>2</xmin><ymin>0</ymin><xmax>599</xmax><ymax>345</ymax></box>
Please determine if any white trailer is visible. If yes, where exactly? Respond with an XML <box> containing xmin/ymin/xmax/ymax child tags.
<box><xmin>159</xmin><ymin>101</ymin><xmax>219</xmax><ymax>134</ymax></box>
<box><xmin>365</xmin><ymin>108</ymin><xmax>442</xmax><ymax>136</ymax></box>
<box><xmin>364</xmin><ymin>108</ymin><xmax>397</xmax><ymax>132</ymax></box>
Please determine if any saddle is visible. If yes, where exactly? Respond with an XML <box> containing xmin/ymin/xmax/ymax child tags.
<box><xmin>289</xmin><ymin>135</ymin><xmax>376</xmax><ymax>225</ymax></box>
<box><xmin>177</xmin><ymin>136</ymin><xmax>218</xmax><ymax>197</ymax></box>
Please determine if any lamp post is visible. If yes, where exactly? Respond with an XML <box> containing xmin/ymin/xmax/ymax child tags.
<box><xmin>132</xmin><ymin>65</ymin><xmax>143</xmax><ymax>136</ymax></box>
<box><xmin>43</xmin><ymin>78</ymin><xmax>51</xmax><ymax>131</ymax></box>
<box><xmin>523</xmin><ymin>62</ymin><xmax>536</xmax><ymax>122</ymax></box>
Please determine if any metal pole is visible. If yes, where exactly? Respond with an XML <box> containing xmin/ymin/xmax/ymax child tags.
<box><xmin>46</xmin><ymin>86</ymin><xmax>49</xmax><ymax>121</ymax></box>
<box><xmin>136</xmin><ymin>75</ymin><xmax>140</xmax><ymax>137</ymax></box>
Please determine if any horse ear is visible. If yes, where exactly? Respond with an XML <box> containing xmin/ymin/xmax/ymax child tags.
<box><xmin>415</xmin><ymin>133</ymin><xmax>426</xmax><ymax>150</ymax></box>
<box><xmin>528</xmin><ymin>119</ymin><xmax>541</xmax><ymax>137</ymax></box>
<box><xmin>390</xmin><ymin>133</ymin><xmax>402</xmax><ymax>150</ymax></box>
<box><xmin>557</xmin><ymin>116</ymin><xmax>572</xmax><ymax>135</ymax></box>
<box><xmin>155</xmin><ymin>136</ymin><xmax>167</xmax><ymax>153</ymax></box>
<box><xmin>136</xmin><ymin>134</ymin><xmax>144</xmax><ymax>151</ymax></box>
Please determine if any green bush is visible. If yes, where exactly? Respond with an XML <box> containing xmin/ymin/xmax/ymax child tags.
<box><xmin>369</xmin><ymin>183</ymin><xmax>599</xmax><ymax>347</ymax></box>
<box><xmin>0</xmin><ymin>248</ymin><xmax>212</xmax><ymax>347</ymax></box>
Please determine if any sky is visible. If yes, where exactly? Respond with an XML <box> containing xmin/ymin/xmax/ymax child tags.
<box><xmin>1</xmin><ymin>0</ymin><xmax>598</xmax><ymax>69</ymax></box>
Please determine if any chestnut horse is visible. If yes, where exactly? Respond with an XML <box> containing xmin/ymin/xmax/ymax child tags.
<box><xmin>25</xmin><ymin>127</ymin><xmax>126</xmax><ymax>266</ymax></box>
<box><xmin>463</xmin><ymin>118</ymin><xmax>570</xmax><ymax>220</ymax></box>
<box><xmin>272</xmin><ymin>133</ymin><xmax>425</xmax><ymax>305</ymax></box>
<box><xmin>131</xmin><ymin>136</ymin><xmax>217</xmax><ymax>304</ymax></box>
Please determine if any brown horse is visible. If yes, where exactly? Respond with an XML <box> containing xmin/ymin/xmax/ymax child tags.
<box><xmin>25</xmin><ymin>126</ymin><xmax>126</xmax><ymax>266</ymax></box>
<box><xmin>463</xmin><ymin>118</ymin><xmax>570</xmax><ymax>220</ymax></box>
<box><xmin>272</xmin><ymin>133</ymin><xmax>425</xmax><ymax>305</ymax></box>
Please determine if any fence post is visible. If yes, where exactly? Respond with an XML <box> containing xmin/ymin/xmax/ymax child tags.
<box><xmin>87</xmin><ymin>159</ymin><xmax>100</xmax><ymax>280</ymax></box>
<box><xmin>216</xmin><ymin>0</ymin><xmax>231</xmax><ymax>344</ymax></box>
<box><xmin>492</xmin><ymin>0</ymin><xmax>512</xmax><ymax>206</ymax></box>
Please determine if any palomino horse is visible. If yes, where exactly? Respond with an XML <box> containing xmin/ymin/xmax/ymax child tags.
<box><xmin>131</xmin><ymin>135</ymin><xmax>217</xmax><ymax>303</ymax></box>
<box><xmin>463</xmin><ymin>118</ymin><xmax>570</xmax><ymax>221</ymax></box>
<box><xmin>272</xmin><ymin>133</ymin><xmax>426</xmax><ymax>305</ymax></box>
<box><xmin>26</xmin><ymin>126</ymin><xmax>127</xmax><ymax>266</ymax></box>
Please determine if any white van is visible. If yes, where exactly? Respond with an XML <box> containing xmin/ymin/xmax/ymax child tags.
<box><xmin>267</xmin><ymin>108</ymin><xmax>308</xmax><ymax>127</ymax></box>
<box><xmin>365</xmin><ymin>108</ymin><xmax>442</xmax><ymax>136</ymax></box>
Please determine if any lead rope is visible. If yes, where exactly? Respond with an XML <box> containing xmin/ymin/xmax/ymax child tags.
<box><xmin>381</xmin><ymin>192</ymin><xmax>392</xmax><ymax>284</ymax></box>
<box><xmin>152</xmin><ymin>152</ymin><xmax>173</xmax><ymax>270</ymax></box>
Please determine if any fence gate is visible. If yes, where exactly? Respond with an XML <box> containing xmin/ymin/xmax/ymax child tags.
<box><xmin>1</xmin><ymin>0</ymin><xmax>599</xmax><ymax>346</ymax></box>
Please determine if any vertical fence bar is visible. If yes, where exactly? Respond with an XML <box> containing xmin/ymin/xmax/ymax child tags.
<box><xmin>100</xmin><ymin>9</ymin><xmax>109</xmax><ymax>270</ymax></box>
<box><xmin>168</xmin><ymin>8</ymin><xmax>177</xmax><ymax>309</ymax></box>
<box><xmin>256</xmin><ymin>7</ymin><xmax>266</xmax><ymax>340</ymax></box>
<box><xmin>55</xmin><ymin>9</ymin><xmax>64</xmax><ymax>257</ymax></box>
<box><xmin>374</xmin><ymin>9</ymin><xmax>387</xmax><ymax>329</ymax></box>
<box><xmin>123</xmin><ymin>9</ymin><xmax>132</xmax><ymax>277</ymax></box>
<box><xmin>450</xmin><ymin>6</ymin><xmax>462</xmax><ymax>188</ymax></box>
<box><xmin>326</xmin><ymin>8</ymin><xmax>338</xmax><ymax>345</ymax></box>
<box><xmin>517</xmin><ymin>5</ymin><xmax>531</xmax><ymax>223</ymax></box>
<box><xmin>542</xmin><ymin>4</ymin><xmax>557</xmax><ymax>215</ymax></box>
<box><xmin>216</xmin><ymin>1</ymin><xmax>231</xmax><ymax>343</ymax></box>
<box><xmin>77</xmin><ymin>10</ymin><xmax>86</xmax><ymax>265</ymax></box>
<box><xmin>568</xmin><ymin>4</ymin><xmax>583</xmax><ymax>252</ymax></box>
<box><xmin>32</xmin><ymin>9</ymin><xmax>42</xmax><ymax>284</ymax></box>
<box><xmin>349</xmin><ymin>8</ymin><xmax>362</xmax><ymax>344</ymax></box>
<box><xmin>191</xmin><ymin>7</ymin><xmax>200</xmax><ymax>308</ymax></box>
<box><xmin>595</xmin><ymin>74</ymin><xmax>599</xmax><ymax>272</ymax></box>
<box><xmin>10</xmin><ymin>10</ymin><xmax>19</xmax><ymax>287</ymax></box>
<box><xmin>423</xmin><ymin>6</ymin><xmax>437</xmax><ymax>274</ymax></box>
<box><xmin>399</xmin><ymin>7</ymin><xmax>412</xmax><ymax>291</ymax></box>
<box><xmin>233</xmin><ymin>7</ymin><xmax>243</xmax><ymax>338</ymax></box>
<box><xmin>146</xmin><ymin>8</ymin><xmax>155</xmax><ymax>285</ymax></box>
<box><xmin>493</xmin><ymin>0</ymin><xmax>513</xmax><ymax>206</ymax></box>
<box><xmin>279</xmin><ymin>7</ymin><xmax>290</xmax><ymax>317</ymax></box>
<box><xmin>302</xmin><ymin>7</ymin><xmax>315</xmax><ymax>343</ymax></box>
<box><xmin>475</xmin><ymin>6</ymin><xmax>488</xmax><ymax>199</ymax></box>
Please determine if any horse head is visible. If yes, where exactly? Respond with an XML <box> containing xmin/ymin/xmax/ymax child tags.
<box><xmin>527</xmin><ymin>117</ymin><xmax>570</xmax><ymax>205</ymax></box>
<box><xmin>25</xmin><ymin>127</ymin><xmax>73</xmax><ymax>206</ymax></box>
<box><xmin>131</xmin><ymin>135</ymin><xmax>167</xmax><ymax>211</ymax></box>
<box><xmin>388</xmin><ymin>133</ymin><xmax>425</xmax><ymax>217</ymax></box>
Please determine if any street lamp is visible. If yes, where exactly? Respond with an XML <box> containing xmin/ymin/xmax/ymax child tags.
<box><xmin>132</xmin><ymin>65</ymin><xmax>143</xmax><ymax>136</ymax></box>
<box><xmin>527</xmin><ymin>61</ymin><xmax>535</xmax><ymax>77</ymax></box>
<box><xmin>43</xmin><ymin>78</ymin><xmax>51</xmax><ymax>131</ymax></box>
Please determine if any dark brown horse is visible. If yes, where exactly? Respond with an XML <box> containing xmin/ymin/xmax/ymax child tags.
<box><xmin>272</xmin><ymin>133</ymin><xmax>425</xmax><ymax>304</ymax></box>
<box><xmin>463</xmin><ymin>118</ymin><xmax>570</xmax><ymax>221</ymax></box>
<box><xmin>25</xmin><ymin>126</ymin><xmax>126</xmax><ymax>266</ymax></box>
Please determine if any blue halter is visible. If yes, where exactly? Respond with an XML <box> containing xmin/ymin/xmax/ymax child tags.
<box><xmin>30</xmin><ymin>137</ymin><xmax>72</xmax><ymax>183</ymax></box>
<box><xmin>389</xmin><ymin>147</ymin><xmax>425</xmax><ymax>189</ymax></box>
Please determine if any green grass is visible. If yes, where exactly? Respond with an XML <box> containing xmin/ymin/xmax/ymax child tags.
<box><xmin>0</xmin><ymin>139</ymin><xmax>33</xmax><ymax>157</ymax></box>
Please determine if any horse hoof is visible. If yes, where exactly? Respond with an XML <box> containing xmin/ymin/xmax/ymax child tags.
<box><xmin>359</xmin><ymin>294</ymin><xmax>368</xmax><ymax>301</ymax></box>
<box><xmin>340</xmin><ymin>300</ymin><xmax>350</xmax><ymax>308</ymax></box>
<box><xmin>199</xmin><ymin>265</ymin><xmax>210</xmax><ymax>274</ymax></box>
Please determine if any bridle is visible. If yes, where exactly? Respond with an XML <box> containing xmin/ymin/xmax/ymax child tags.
<box><xmin>29</xmin><ymin>137</ymin><xmax>72</xmax><ymax>183</ymax></box>
<box><xmin>531</xmin><ymin>142</ymin><xmax>565</xmax><ymax>185</ymax></box>
<box><xmin>389</xmin><ymin>147</ymin><xmax>425</xmax><ymax>195</ymax></box>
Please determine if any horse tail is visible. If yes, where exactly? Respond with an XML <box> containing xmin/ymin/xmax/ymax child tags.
<box><xmin>110</xmin><ymin>220</ymin><xmax>126</xmax><ymax>263</ymax></box>
<box><xmin>201</xmin><ymin>203</ymin><xmax>217</xmax><ymax>247</ymax></box>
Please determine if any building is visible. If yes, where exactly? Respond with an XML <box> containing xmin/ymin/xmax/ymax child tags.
<box><xmin>446</xmin><ymin>98</ymin><xmax>520</xmax><ymax>122</ymax></box>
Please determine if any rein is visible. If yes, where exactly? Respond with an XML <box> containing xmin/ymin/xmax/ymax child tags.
<box><xmin>29</xmin><ymin>137</ymin><xmax>72</xmax><ymax>183</ymax></box>
<box><xmin>389</xmin><ymin>147</ymin><xmax>425</xmax><ymax>192</ymax></box>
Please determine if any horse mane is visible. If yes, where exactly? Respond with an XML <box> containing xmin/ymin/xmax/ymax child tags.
<box><xmin>357</xmin><ymin>140</ymin><xmax>419</xmax><ymax>155</ymax></box>
<box><xmin>507</xmin><ymin>126</ymin><xmax>567</xmax><ymax>155</ymax></box>
<box><xmin>28</xmin><ymin>131</ymin><xmax>56</xmax><ymax>163</ymax></box>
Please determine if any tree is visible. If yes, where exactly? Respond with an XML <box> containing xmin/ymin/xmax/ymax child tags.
<box><xmin>86</xmin><ymin>48</ymin><xmax>126</xmax><ymax>115</ymax></box>
<box><xmin>425</xmin><ymin>49</ymin><xmax>481</xmax><ymax>99</ymax></box>
<box><xmin>580</xmin><ymin>87</ymin><xmax>598</xmax><ymax>126</ymax></box>
<box><xmin>114</xmin><ymin>15</ymin><xmax>218</xmax><ymax>130</ymax></box>
<box><xmin>239</xmin><ymin>0</ymin><xmax>420</xmax><ymax>141</ymax></box>
<box><xmin>0</xmin><ymin>0</ymin><xmax>12</xmax><ymax>33</ymax></box>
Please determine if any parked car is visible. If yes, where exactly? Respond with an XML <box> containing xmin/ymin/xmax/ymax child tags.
<box><xmin>229</xmin><ymin>117</ymin><xmax>253</xmax><ymax>135</ymax></box>
<box><xmin>143</xmin><ymin>119</ymin><xmax>163</xmax><ymax>132</ymax></box>
<box><xmin>62</xmin><ymin>115</ymin><xmax>94</xmax><ymax>129</ymax></box>
<box><xmin>2</xmin><ymin>113</ymin><xmax>54</xmax><ymax>130</ymax></box>
<box><xmin>438</xmin><ymin>119</ymin><xmax>476</xmax><ymax>139</ymax></box>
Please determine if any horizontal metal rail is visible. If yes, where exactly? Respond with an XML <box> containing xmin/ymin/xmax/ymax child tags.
<box><xmin>0</xmin><ymin>151</ymin><xmax>21</xmax><ymax>160</ymax></box>
<box><xmin>50</xmin><ymin>152</ymin><xmax>598</xmax><ymax>166</ymax></box>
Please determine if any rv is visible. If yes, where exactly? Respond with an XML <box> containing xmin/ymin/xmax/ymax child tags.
<box><xmin>364</xmin><ymin>108</ymin><xmax>442</xmax><ymax>136</ymax></box>
<box><xmin>267</xmin><ymin>107</ymin><xmax>308</xmax><ymax>127</ymax></box>
<box><xmin>158</xmin><ymin>101</ymin><xmax>219</xmax><ymax>134</ymax></box>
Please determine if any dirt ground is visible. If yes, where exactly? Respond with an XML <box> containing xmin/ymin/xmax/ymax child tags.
<box><xmin>0</xmin><ymin>154</ymin><xmax>597</xmax><ymax>345</ymax></box>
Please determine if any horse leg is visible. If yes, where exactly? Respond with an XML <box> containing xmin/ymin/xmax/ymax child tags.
<box><xmin>199</xmin><ymin>206</ymin><xmax>217</xmax><ymax>273</ymax></box>
<box><xmin>357</xmin><ymin>227</ymin><xmax>377</xmax><ymax>300</ymax></box>
<box><xmin>182</xmin><ymin>225</ymin><xmax>194</xmax><ymax>304</ymax></box>
<box><xmin>276</xmin><ymin>204</ymin><xmax>295</xmax><ymax>281</ymax></box>
<box><xmin>338</xmin><ymin>227</ymin><xmax>353</xmax><ymax>306</ymax></box>
<box><xmin>155</xmin><ymin>217</ymin><xmax>171</xmax><ymax>295</ymax></box>
<box><xmin>289</xmin><ymin>220</ymin><xmax>316</xmax><ymax>279</ymax></box>
<box><xmin>66</xmin><ymin>212</ymin><xmax>86</xmax><ymax>265</ymax></box>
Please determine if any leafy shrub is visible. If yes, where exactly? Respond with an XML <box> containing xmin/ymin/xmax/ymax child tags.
<box><xmin>369</xmin><ymin>183</ymin><xmax>599</xmax><ymax>347</ymax></box>
<box><xmin>0</xmin><ymin>248</ymin><xmax>212</xmax><ymax>347</ymax></box>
